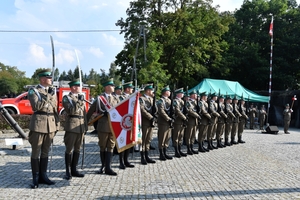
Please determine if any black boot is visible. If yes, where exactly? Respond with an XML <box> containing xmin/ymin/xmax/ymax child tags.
<box><xmin>105</xmin><ymin>152</ymin><xmax>117</xmax><ymax>176</ymax></box>
<box><xmin>150</xmin><ymin>144</ymin><xmax>155</xmax><ymax>150</ymax></box>
<box><xmin>211</xmin><ymin>140</ymin><xmax>218</xmax><ymax>149</ymax></box>
<box><xmin>190</xmin><ymin>144</ymin><xmax>198</xmax><ymax>154</ymax></box>
<box><xmin>207</xmin><ymin>140</ymin><xmax>214</xmax><ymax>150</ymax></box>
<box><xmin>186</xmin><ymin>144</ymin><xmax>193</xmax><ymax>155</ymax></box>
<box><xmin>178</xmin><ymin>145</ymin><xmax>187</xmax><ymax>157</ymax></box>
<box><xmin>201</xmin><ymin>141</ymin><xmax>209</xmax><ymax>152</ymax></box>
<box><xmin>140</xmin><ymin>151</ymin><xmax>147</xmax><ymax>165</ymax></box>
<box><xmin>31</xmin><ymin>158</ymin><xmax>39</xmax><ymax>189</ymax></box>
<box><xmin>98</xmin><ymin>151</ymin><xmax>105</xmax><ymax>174</ymax></box>
<box><xmin>71</xmin><ymin>152</ymin><xmax>84</xmax><ymax>177</ymax></box>
<box><xmin>145</xmin><ymin>151</ymin><xmax>156</xmax><ymax>163</ymax></box>
<box><xmin>238</xmin><ymin>136</ymin><xmax>245</xmax><ymax>143</ymax></box>
<box><xmin>198</xmin><ymin>142</ymin><xmax>206</xmax><ymax>153</ymax></box>
<box><xmin>159</xmin><ymin>149</ymin><xmax>166</xmax><ymax>161</ymax></box>
<box><xmin>119</xmin><ymin>152</ymin><xmax>126</xmax><ymax>169</ymax></box>
<box><xmin>217</xmin><ymin>139</ymin><xmax>224</xmax><ymax>148</ymax></box>
<box><xmin>225</xmin><ymin>138</ymin><xmax>231</xmax><ymax>146</ymax></box>
<box><xmin>174</xmin><ymin>146</ymin><xmax>181</xmax><ymax>158</ymax></box>
<box><xmin>124</xmin><ymin>149</ymin><xmax>134</xmax><ymax>168</ymax></box>
<box><xmin>231</xmin><ymin>137</ymin><xmax>238</xmax><ymax>145</ymax></box>
<box><xmin>39</xmin><ymin>157</ymin><xmax>55</xmax><ymax>185</ymax></box>
<box><xmin>64</xmin><ymin>153</ymin><xmax>72</xmax><ymax>180</ymax></box>
<box><xmin>163</xmin><ymin>148</ymin><xmax>173</xmax><ymax>159</ymax></box>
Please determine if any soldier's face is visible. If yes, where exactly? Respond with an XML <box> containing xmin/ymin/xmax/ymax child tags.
<box><xmin>105</xmin><ymin>85</ymin><xmax>114</xmax><ymax>94</ymax></box>
<box><xmin>40</xmin><ymin>76</ymin><xmax>52</xmax><ymax>86</ymax></box>
<box><xmin>177</xmin><ymin>93</ymin><xmax>184</xmax><ymax>98</ymax></box>
<box><xmin>71</xmin><ymin>85</ymin><xmax>81</xmax><ymax>94</ymax></box>
<box><xmin>115</xmin><ymin>89</ymin><xmax>122</xmax><ymax>95</ymax></box>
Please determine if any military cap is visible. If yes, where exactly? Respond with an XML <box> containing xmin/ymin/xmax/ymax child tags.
<box><xmin>286</xmin><ymin>103</ymin><xmax>290</xmax><ymax>107</ymax></box>
<box><xmin>102</xmin><ymin>78</ymin><xmax>115</xmax><ymax>87</ymax></box>
<box><xmin>115</xmin><ymin>84</ymin><xmax>123</xmax><ymax>90</ymax></box>
<box><xmin>233</xmin><ymin>96</ymin><xmax>239</xmax><ymax>100</ymax></box>
<box><xmin>219</xmin><ymin>95</ymin><xmax>225</xmax><ymax>99</ymax></box>
<box><xmin>185</xmin><ymin>92</ymin><xmax>190</xmax><ymax>97</ymax></box>
<box><xmin>200</xmin><ymin>91</ymin><xmax>207</xmax><ymax>97</ymax></box>
<box><xmin>174</xmin><ymin>88</ymin><xmax>184</xmax><ymax>94</ymax></box>
<box><xmin>210</xmin><ymin>93</ymin><xmax>217</xmax><ymax>98</ymax></box>
<box><xmin>68</xmin><ymin>78</ymin><xmax>81</xmax><ymax>87</ymax></box>
<box><xmin>189</xmin><ymin>90</ymin><xmax>197</xmax><ymax>95</ymax></box>
<box><xmin>123</xmin><ymin>81</ymin><xmax>133</xmax><ymax>89</ymax></box>
<box><xmin>161</xmin><ymin>85</ymin><xmax>170</xmax><ymax>93</ymax></box>
<box><xmin>239</xmin><ymin>97</ymin><xmax>245</xmax><ymax>101</ymax></box>
<box><xmin>38</xmin><ymin>68</ymin><xmax>52</xmax><ymax>78</ymax></box>
<box><xmin>261</xmin><ymin>105</ymin><xmax>265</xmax><ymax>107</ymax></box>
<box><xmin>144</xmin><ymin>83</ymin><xmax>153</xmax><ymax>91</ymax></box>
<box><xmin>225</xmin><ymin>96</ymin><xmax>232</xmax><ymax>100</ymax></box>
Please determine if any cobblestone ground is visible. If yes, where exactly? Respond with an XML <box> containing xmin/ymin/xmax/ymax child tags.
<box><xmin>0</xmin><ymin>126</ymin><xmax>300</xmax><ymax>200</ymax></box>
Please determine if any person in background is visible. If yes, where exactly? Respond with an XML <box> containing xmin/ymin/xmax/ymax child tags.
<box><xmin>283</xmin><ymin>104</ymin><xmax>293</xmax><ymax>134</ymax></box>
<box><xmin>258</xmin><ymin>105</ymin><xmax>267</xmax><ymax>130</ymax></box>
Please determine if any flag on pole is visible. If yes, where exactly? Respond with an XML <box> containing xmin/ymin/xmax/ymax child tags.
<box><xmin>269</xmin><ymin>16</ymin><xmax>274</xmax><ymax>36</ymax></box>
<box><xmin>108</xmin><ymin>91</ymin><xmax>142</xmax><ymax>153</ymax></box>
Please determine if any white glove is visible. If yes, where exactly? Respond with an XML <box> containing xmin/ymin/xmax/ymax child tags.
<box><xmin>290</xmin><ymin>109</ymin><xmax>293</xmax><ymax>113</ymax></box>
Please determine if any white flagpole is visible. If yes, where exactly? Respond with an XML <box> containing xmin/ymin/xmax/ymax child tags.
<box><xmin>267</xmin><ymin>16</ymin><xmax>274</xmax><ymax>124</ymax></box>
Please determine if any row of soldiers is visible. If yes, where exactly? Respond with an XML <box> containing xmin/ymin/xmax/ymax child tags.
<box><xmin>27</xmin><ymin>69</ymin><xmax>254</xmax><ymax>189</ymax></box>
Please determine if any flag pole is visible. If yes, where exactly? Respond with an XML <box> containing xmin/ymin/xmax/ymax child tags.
<box><xmin>266</xmin><ymin>16</ymin><xmax>274</xmax><ymax>124</ymax></box>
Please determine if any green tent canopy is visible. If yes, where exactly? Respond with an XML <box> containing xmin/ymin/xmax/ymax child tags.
<box><xmin>188</xmin><ymin>78</ymin><xmax>269</xmax><ymax>103</ymax></box>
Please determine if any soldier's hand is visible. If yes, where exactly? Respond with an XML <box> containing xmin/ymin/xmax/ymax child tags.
<box><xmin>169</xmin><ymin>118</ymin><xmax>174</xmax><ymax>124</ymax></box>
<box><xmin>151</xmin><ymin>117</ymin><xmax>156</xmax><ymax>123</ymax></box>
<box><xmin>48</xmin><ymin>87</ymin><xmax>55</xmax><ymax>96</ymax></box>
<box><xmin>78</xmin><ymin>94</ymin><xmax>84</xmax><ymax>101</ymax></box>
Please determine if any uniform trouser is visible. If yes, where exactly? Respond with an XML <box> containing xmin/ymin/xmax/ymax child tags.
<box><xmin>98</xmin><ymin>131</ymin><xmax>115</xmax><ymax>152</ymax></box>
<box><xmin>284</xmin><ymin>120</ymin><xmax>290</xmax><ymax>132</ymax></box>
<box><xmin>238</xmin><ymin>120</ymin><xmax>246</xmax><ymax>137</ymax></box>
<box><xmin>158</xmin><ymin>124</ymin><xmax>171</xmax><ymax>149</ymax></box>
<box><xmin>216</xmin><ymin>123</ymin><xmax>225</xmax><ymax>140</ymax></box>
<box><xmin>207</xmin><ymin>123</ymin><xmax>217</xmax><ymax>141</ymax></box>
<box><xmin>28</xmin><ymin>131</ymin><xmax>55</xmax><ymax>159</ymax></box>
<box><xmin>64</xmin><ymin>131</ymin><xmax>84</xmax><ymax>154</ymax></box>
<box><xmin>250</xmin><ymin>117</ymin><xmax>255</xmax><ymax>128</ymax></box>
<box><xmin>225</xmin><ymin>123</ymin><xmax>232</xmax><ymax>139</ymax></box>
<box><xmin>172</xmin><ymin>123</ymin><xmax>184</xmax><ymax>147</ymax></box>
<box><xmin>259</xmin><ymin>118</ymin><xmax>265</xmax><ymax>129</ymax></box>
<box><xmin>141</xmin><ymin>125</ymin><xmax>153</xmax><ymax>152</ymax></box>
<box><xmin>231</xmin><ymin>122</ymin><xmax>238</xmax><ymax>139</ymax></box>
<box><xmin>198</xmin><ymin>124</ymin><xmax>208</xmax><ymax>143</ymax></box>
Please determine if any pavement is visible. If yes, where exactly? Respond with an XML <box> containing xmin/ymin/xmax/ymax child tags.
<box><xmin>0</xmin><ymin>126</ymin><xmax>300</xmax><ymax>200</ymax></box>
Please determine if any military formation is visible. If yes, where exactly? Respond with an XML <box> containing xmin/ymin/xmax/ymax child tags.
<box><xmin>28</xmin><ymin>69</ymin><xmax>292</xmax><ymax>189</ymax></box>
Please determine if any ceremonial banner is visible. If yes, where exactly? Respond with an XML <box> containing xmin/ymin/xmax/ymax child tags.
<box><xmin>108</xmin><ymin>91</ymin><xmax>142</xmax><ymax>153</ymax></box>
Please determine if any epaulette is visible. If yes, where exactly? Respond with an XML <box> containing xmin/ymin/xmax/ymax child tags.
<box><xmin>157</xmin><ymin>99</ymin><xmax>163</xmax><ymax>105</ymax></box>
<box><xmin>28</xmin><ymin>87</ymin><xmax>35</xmax><ymax>95</ymax></box>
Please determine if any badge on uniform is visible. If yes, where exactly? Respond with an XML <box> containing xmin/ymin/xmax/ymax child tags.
<box><xmin>28</xmin><ymin>89</ymin><xmax>34</xmax><ymax>95</ymax></box>
<box><xmin>63</xmin><ymin>96</ymin><xmax>69</xmax><ymax>103</ymax></box>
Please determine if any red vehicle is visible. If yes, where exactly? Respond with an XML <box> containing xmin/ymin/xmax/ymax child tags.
<box><xmin>0</xmin><ymin>81</ymin><xmax>91</xmax><ymax>115</ymax></box>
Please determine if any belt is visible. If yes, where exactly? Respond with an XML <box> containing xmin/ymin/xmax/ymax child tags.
<box><xmin>69</xmin><ymin>115</ymin><xmax>84</xmax><ymax>119</ymax></box>
<box><xmin>34</xmin><ymin>111</ymin><xmax>54</xmax><ymax>116</ymax></box>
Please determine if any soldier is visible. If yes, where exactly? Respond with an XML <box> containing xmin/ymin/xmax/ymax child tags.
<box><xmin>139</xmin><ymin>84</ymin><xmax>156</xmax><ymax>165</ymax></box>
<box><xmin>86</xmin><ymin>78</ymin><xmax>120</xmax><ymax>176</ymax></box>
<box><xmin>172</xmin><ymin>88</ymin><xmax>188</xmax><ymax>158</ymax></box>
<box><xmin>113</xmin><ymin>84</ymin><xmax>122</xmax><ymax>97</ymax></box>
<box><xmin>62</xmin><ymin>79</ymin><xmax>87</xmax><ymax>180</ymax></box>
<box><xmin>258</xmin><ymin>105</ymin><xmax>267</xmax><ymax>130</ymax></box>
<box><xmin>28</xmin><ymin>69</ymin><xmax>60</xmax><ymax>189</ymax></box>
<box><xmin>231</xmin><ymin>96</ymin><xmax>242</xmax><ymax>145</ymax></box>
<box><xmin>185</xmin><ymin>90</ymin><xmax>200</xmax><ymax>154</ymax></box>
<box><xmin>238</xmin><ymin>98</ymin><xmax>248</xmax><ymax>143</ymax></box>
<box><xmin>157</xmin><ymin>86</ymin><xmax>174</xmax><ymax>161</ymax></box>
<box><xmin>198</xmin><ymin>92</ymin><xmax>211</xmax><ymax>152</ymax></box>
<box><xmin>118</xmin><ymin>81</ymin><xmax>135</xmax><ymax>169</ymax></box>
<box><xmin>216</xmin><ymin>95</ymin><xmax>227</xmax><ymax>148</ymax></box>
<box><xmin>283</xmin><ymin>104</ymin><xmax>293</xmax><ymax>134</ymax></box>
<box><xmin>207</xmin><ymin>93</ymin><xmax>220</xmax><ymax>150</ymax></box>
<box><xmin>224</xmin><ymin>96</ymin><xmax>235</xmax><ymax>146</ymax></box>
<box><xmin>248</xmin><ymin>104</ymin><xmax>257</xmax><ymax>129</ymax></box>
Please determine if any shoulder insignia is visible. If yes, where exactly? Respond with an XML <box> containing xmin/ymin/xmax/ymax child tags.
<box><xmin>28</xmin><ymin>88</ymin><xmax>35</xmax><ymax>95</ymax></box>
<box><xmin>63</xmin><ymin>96</ymin><xmax>69</xmax><ymax>103</ymax></box>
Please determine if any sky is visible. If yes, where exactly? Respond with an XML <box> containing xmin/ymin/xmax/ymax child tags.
<box><xmin>0</xmin><ymin>0</ymin><xmax>298</xmax><ymax>78</ymax></box>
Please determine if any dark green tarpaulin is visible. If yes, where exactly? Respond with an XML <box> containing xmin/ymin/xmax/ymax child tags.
<box><xmin>188</xmin><ymin>78</ymin><xmax>269</xmax><ymax>103</ymax></box>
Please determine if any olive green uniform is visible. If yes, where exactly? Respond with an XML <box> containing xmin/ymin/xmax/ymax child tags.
<box><xmin>238</xmin><ymin>103</ymin><xmax>248</xmax><ymax>143</ymax></box>
<box><xmin>216</xmin><ymin>101</ymin><xmax>227</xmax><ymax>146</ymax></box>
<box><xmin>231</xmin><ymin>102</ymin><xmax>242</xmax><ymax>144</ymax></box>
<box><xmin>258</xmin><ymin>107</ymin><xmax>267</xmax><ymax>130</ymax></box>
<box><xmin>224</xmin><ymin>103</ymin><xmax>235</xmax><ymax>146</ymax></box>
<box><xmin>283</xmin><ymin>107</ymin><xmax>292</xmax><ymax>133</ymax></box>
<box><xmin>185</xmin><ymin>99</ymin><xmax>200</xmax><ymax>154</ymax></box>
<box><xmin>207</xmin><ymin>100</ymin><xmax>220</xmax><ymax>149</ymax></box>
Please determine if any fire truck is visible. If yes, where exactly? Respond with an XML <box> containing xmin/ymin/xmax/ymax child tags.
<box><xmin>0</xmin><ymin>81</ymin><xmax>91</xmax><ymax>115</ymax></box>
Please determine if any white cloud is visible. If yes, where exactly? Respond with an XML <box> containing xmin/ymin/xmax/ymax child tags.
<box><xmin>88</xmin><ymin>47</ymin><xmax>103</xmax><ymax>58</ymax></box>
<box><xmin>56</xmin><ymin>49</ymin><xmax>75</xmax><ymax>65</ymax></box>
<box><xmin>27</xmin><ymin>44</ymin><xmax>48</xmax><ymax>65</ymax></box>
<box><xmin>102</xmin><ymin>33</ymin><xmax>123</xmax><ymax>46</ymax></box>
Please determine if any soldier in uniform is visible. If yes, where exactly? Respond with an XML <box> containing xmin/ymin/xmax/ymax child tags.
<box><xmin>28</xmin><ymin>69</ymin><xmax>60</xmax><ymax>189</ymax></box>
<box><xmin>185</xmin><ymin>90</ymin><xmax>200</xmax><ymax>155</ymax></box>
<box><xmin>207</xmin><ymin>93</ymin><xmax>220</xmax><ymax>150</ymax></box>
<box><xmin>118</xmin><ymin>81</ymin><xmax>135</xmax><ymax>169</ymax></box>
<box><xmin>62</xmin><ymin>79</ymin><xmax>87</xmax><ymax>180</ymax></box>
<box><xmin>113</xmin><ymin>84</ymin><xmax>123</xmax><ymax>98</ymax></box>
<box><xmin>238</xmin><ymin>98</ymin><xmax>248</xmax><ymax>143</ymax></box>
<box><xmin>139</xmin><ymin>84</ymin><xmax>156</xmax><ymax>165</ymax></box>
<box><xmin>258</xmin><ymin>105</ymin><xmax>267</xmax><ymax>130</ymax></box>
<box><xmin>283</xmin><ymin>103</ymin><xmax>293</xmax><ymax>134</ymax></box>
<box><xmin>198</xmin><ymin>92</ymin><xmax>211</xmax><ymax>152</ymax></box>
<box><xmin>224</xmin><ymin>96</ymin><xmax>235</xmax><ymax>146</ymax></box>
<box><xmin>157</xmin><ymin>86</ymin><xmax>174</xmax><ymax>161</ymax></box>
<box><xmin>86</xmin><ymin>78</ymin><xmax>120</xmax><ymax>176</ymax></box>
<box><xmin>216</xmin><ymin>95</ymin><xmax>227</xmax><ymax>148</ymax></box>
<box><xmin>172</xmin><ymin>88</ymin><xmax>188</xmax><ymax>158</ymax></box>
<box><xmin>231</xmin><ymin>96</ymin><xmax>242</xmax><ymax>144</ymax></box>
<box><xmin>248</xmin><ymin>104</ymin><xmax>257</xmax><ymax>129</ymax></box>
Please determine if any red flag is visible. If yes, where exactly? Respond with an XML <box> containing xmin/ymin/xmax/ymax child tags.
<box><xmin>269</xmin><ymin>16</ymin><xmax>273</xmax><ymax>36</ymax></box>
<box><xmin>108</xmin><ymin>91</ymin><xmax>142</xmax><ymax>153</ymax></box>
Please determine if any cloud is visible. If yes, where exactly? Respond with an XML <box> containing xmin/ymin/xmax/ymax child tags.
<box><xmin>102</xmin><ymin>33</ymin><xmax>123</xmax><ymax>46</ymax></box>
<box><xmin>56</xmin><ymin>48</ymin><xmax>75</xmax><ymax>65</ymax></box>
<box><xmin>88</xmin><ymin>47</ymin><xmax>103</xmax><ymax>58</ymax></box>
<box><xmin>27</xmin><ymin>43</ymin><xmax>48</xmax><ymax>65</ymax></box>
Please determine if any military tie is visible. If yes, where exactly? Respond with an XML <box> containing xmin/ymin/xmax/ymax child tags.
<box><xmin>108</xmin><ymin>95</ymin><xmax>111</xmax><ymax>103</ymax></box>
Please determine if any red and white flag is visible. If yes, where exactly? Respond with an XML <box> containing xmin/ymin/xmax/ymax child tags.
<box><xmin>269</xmin><ymin>16</ymin><xmax>274</xmax><ymax>36</ymax></box>
<box><xmin>108</xmin><ymin>91</ymin><xmax>142</xmax><ymax>153</ymax></box>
